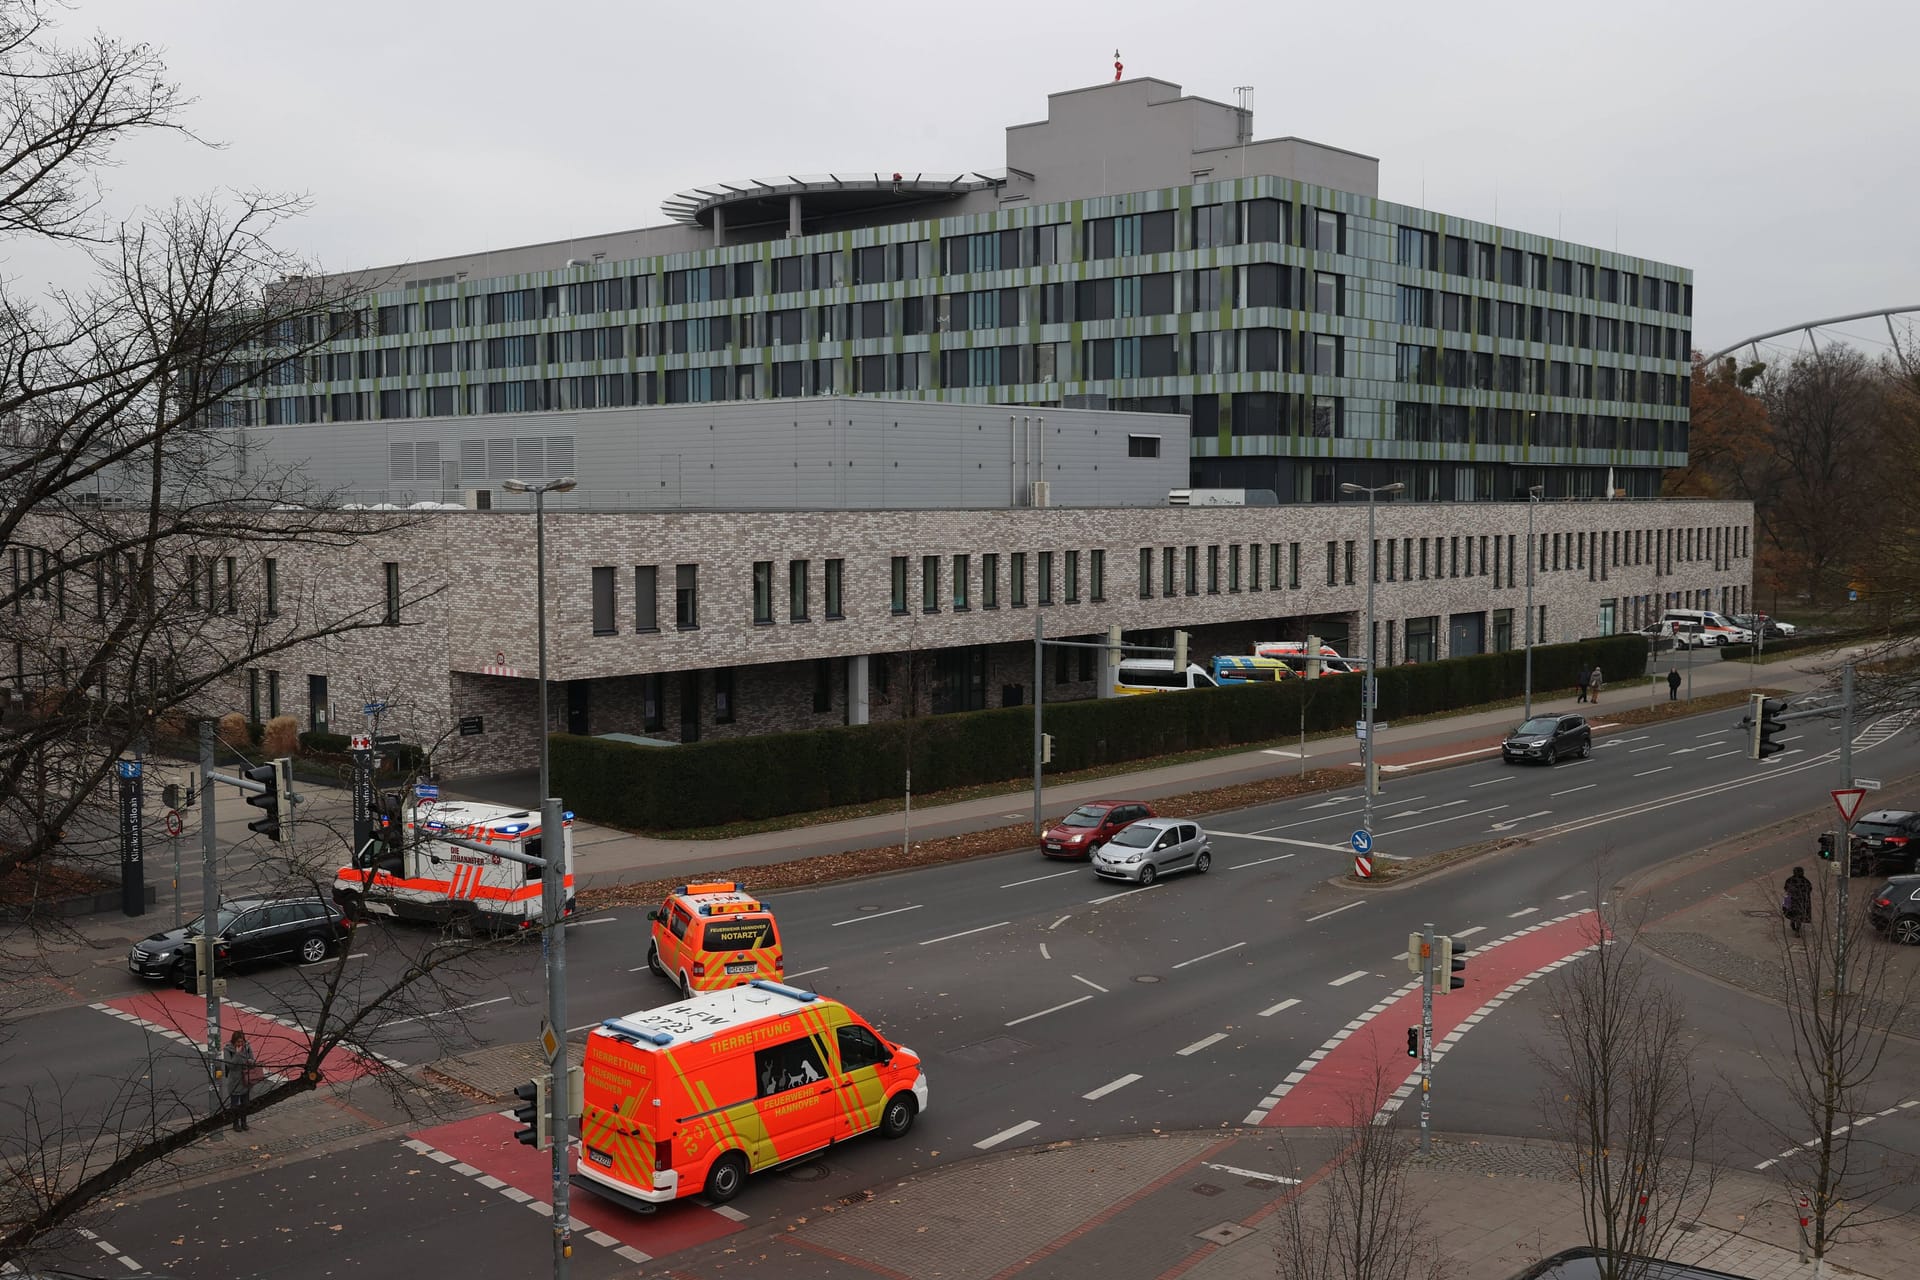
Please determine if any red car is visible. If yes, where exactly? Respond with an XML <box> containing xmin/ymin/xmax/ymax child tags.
<box><xmin>1040</xmin><ymin>801</ymin><xmax>1156</xmax><ymax>859</ymax></box>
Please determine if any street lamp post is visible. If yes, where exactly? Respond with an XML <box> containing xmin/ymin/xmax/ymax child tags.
<box><xmin>502</xmin><ymin>474</ymin><xmax>577</xmax><ymax>1279</ymax></box>
<box><xmin>1523</xmin><ymin>484</ymin><xmax>1544</xmax><ymax>719</ymax></box>
<box><xmin>1340</xmin><ymin>481</ymin><xmax>1403</xmax><ymax>848</ymax></box>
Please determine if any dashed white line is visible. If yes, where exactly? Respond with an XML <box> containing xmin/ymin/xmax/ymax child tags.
<box><xmin>1260</xmin><ymin>998</ymin><xmax>1301</xmax><ymax>1018</ymax></box>
<box><xmin>785</xmin><ymin>965</ymin><xmax>829</xmax><ymax>980</ymax></box>
<box><xmin>1452</xmin><ymin>926</ymin><xmax>1488</xmax><ymax>938</ymax></box>
<box><xmin>381</xmin><ymin>995</ymin><xmax>510</xmax><ymax>1029</ymax></box>
<box><xmin>919</xmin><ymin>921</ymin><xmax>1010</xmax><ymax>946</ymax></box>
<box><xmin>1005</xmin><ymin>995</ymin><xmax>1095</xmax><ymax>1027</ymax></box>
<box><xmin>1001</xmin><ymin>868</ymin><xmax>1080</xmax><ymax>888</ymax></box>
<box><xmin>831</xmin><ymin>904</ymin><xmax>922</xmax><ymax>927</ymax></box>
<box><xmin>1707</xmin><ymin>750</ymin><xmax>1741</xmax><ymax>760</ymax></box>
<box><xmin>1555</xmin><ymin>891</ymin><xmax>1588</xmax><ymax>901</ymax></box>
<box><xmin>1173</xmin><ymin>942</ymin><xmax>1247</xmax><ymax>969</ymax></box>
<box><xmin>1039</xmin><ymin>944</ymin><xmax>1051</xmax><ymax>960</ymax></box>
<box><xmin>565</xmin><ymin>917</ymin><xmax>617</xmax><ymax>927</ymax></box>
<box><xmin>1469</xmin><ymin>776</ymin><xmax>1514</xmax><ymax>787</ymax></box>
<box><xmin>975</xmin><ymin>1120</ymin><xmax>1041</xmax><ymax>1149</ymax></box>
<box><xmin>1073</xmin><ymin>974</ymin><xmax>1109</xmax><ymax>993</ymax></box>
<box><xmin>708</xmin><ymin>1204</ymin><xmax>750</xmax><ymax>1222</ymax></box>
<box><xmin>1633</xmin><ymin>767</ymin><xmax>1673</xmax><ymax>778</ymax></box>
<box><xmin>1629</xmin><ymin>744</ymin><xmax>1665</xmax><ymax>753</ymax></box>
<box><xmin>1230</xmin><ymin>853</ymin><xmax>1297</xmax><ymax>870</ymax></box>
<box><xmin>1083</xmin><ymin>1073</ymin><xmax>1142</xmax><ymax>1100</ymax></box>
<box><xmin>1049</xmin><ymin>915</ymin><xmax>1072</xmax><ymax>930</ymax></box>
<box><xmin>614</xmin><ymin>1246</ymin><xmax>652</xmax><ymax>1265</ymax></box>
<box><xmin>1550</xmin><ymin>783</ymin><xmax>1596</xmax><ymax>797</ymax></box>
<box><xmin>1306</xmin><ymin>901</ymin><xmax>1365</xmax><ymax>924</ymax></box>
<box><xmin>1507</xmin><ymin>907</ymin><xmax>1539</xmax><ymax>919</ymax></box>
<box><xmin>1089</xmin><ymin>884</ymin><xmax>1164</xmax><ymax>905</ymax></box>
<box><xmin>1178</xmin><ymin>1033</ymin><xmax>1227</xmax><ymax>1056</ymax></box>
<box><xmin>1328</xmin><ymin>969</ymin><xmax>1370</xmax><ymax>987</ymax></box>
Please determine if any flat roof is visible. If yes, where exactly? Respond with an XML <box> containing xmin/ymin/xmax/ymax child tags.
<box><xmin>662</xmin><ymin>171</ymin><xmax>1005</xmax><ymax>228</ymax></box>
<box><xmin>596</xmin><ymin>982</ymin><xmax>822</xmax><ymax>1050</ymax></box>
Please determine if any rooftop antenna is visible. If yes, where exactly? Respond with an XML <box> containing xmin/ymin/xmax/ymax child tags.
<box><xmin>1113</xmin><ymin>49</ymin><xmax>1123</xmax><ymax>82</ymax></box>
<box><xmin>1234</xmin><ymin>85</ymin><xmax>1254</xmax><ymax>181</ymax></box>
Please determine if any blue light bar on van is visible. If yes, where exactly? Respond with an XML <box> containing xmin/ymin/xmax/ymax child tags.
<box><xmin>601</xmin><ymin>1017</ymin><xmax>674</xmax><ymax>1046</ymax></box>
<box><xmin>749</xmin><ymin>979</ymin><xmax>818</xmax><ymax>1002</ymax></box>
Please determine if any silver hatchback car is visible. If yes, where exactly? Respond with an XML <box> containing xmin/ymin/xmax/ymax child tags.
<box><xmin>1090</xmin><ymin>817</ymin><xmax>1212</xmax><ymax>885</ymax></box>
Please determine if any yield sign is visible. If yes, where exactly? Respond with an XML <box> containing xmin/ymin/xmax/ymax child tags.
<box><xmin>1832</xmin><ymin>788</ymin><xmax>1868</xmax><ymax>826</ymax></box>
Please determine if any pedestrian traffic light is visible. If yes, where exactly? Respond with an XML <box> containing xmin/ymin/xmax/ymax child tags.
<box><xmin>1748</xmin><ymin>693</ymin><xmax>1786</xmax><ymax>760</ymax></box>
<box><xmin>1406</xmin><ymin>1026</ymin><xmax>1419</xmax><ymax>1058</ymax></box>
<box><xmin>242</xmin><ymin>759</ymin><xmax>293</xmax><ymax>843</ymax></box>
<box><xmin>1437</xmin><ymin>935</ymin><xmax>1468</xmax><ymax>993</ymax></box>
<box><xmin>1817</xmin><ymin>832</ymin><xmax>1836</xmax><ymax>862</ymax></box>
<box><xmin>1040</xmin><ymin>733</ymin><xmax>1055</xmax><ymax>764</ymax></box>
<box><xmin>1405</xmin><ymin>931</ymin><xmax>1425</xmax><ymax>975</ymax></box>
<box><xmin>512</xmin><ymin>1075</ymin><xmax>550</xmax><ymax>1149</ymax></box>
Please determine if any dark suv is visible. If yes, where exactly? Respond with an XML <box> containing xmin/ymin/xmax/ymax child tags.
<box><xmin>1502</xmin><ymin>714</ymin><xmax>1592</xmax><ymax>765</ymax></box>
<box><xmin>1868</xmin><ymin>875</ymin><xmax>1920</xmax><ymax>945</ymax></box>
<box><xmin>129</xmin><ymin>895</ymin><xmax>353</xmax><ymax>989</ymax></box>
<box><xmin>1846</xmin><ymin>810</ymin><xmax>1920</xmax><ymax>877</ymax></box>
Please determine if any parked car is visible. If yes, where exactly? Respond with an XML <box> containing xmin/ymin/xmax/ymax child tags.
<box><xmin>129</xmin><ymin>894</ymin><xmax>354</xmax><ymax>989</ymax></box>
<box><xmin>1501</xmin><ymin>714</ymin><xmax>1592</xmax><ymax>765</ymax></box>
<box><xmin>1637</xmin><ymin>621</ymin><xmax>1708</xmax><ymax>650</ymax></box>
<box><xmin>1847</xmin><ymin>810</ymin><xmax>1920</xmax><ymax>877</ymax></box>
<box><xmin>1090</xmin><ymin>817</ymin><xmax>1211</xmax><ymax>885</ymax></box>
<box><xmin>1040</xmin><ymin>800</ymin><xmax>1156</xmax><ymax>858</ymax></box>
<box><xmin>1868</xmin><ymin>874</ymin><xmax>1920</xmax><ymax>945</ymax></box>
<box><xmin>1730</xmin><ymin>613</ymin><xmax>1795</xmax><ymax>641</ymax></box>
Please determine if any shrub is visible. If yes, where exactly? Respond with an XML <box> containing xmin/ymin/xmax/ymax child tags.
<box><xmin>216</xmin><ymin>712</ymin><xmax>250</xmax><ymax>749</ymax></box>
<box><xmin>263</xmin><ymin>715</ymin><xmax>300</xmax><ymax>757</ymax></box>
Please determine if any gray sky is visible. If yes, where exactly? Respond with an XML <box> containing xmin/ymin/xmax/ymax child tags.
<box><xmin>22</xmin><ymin>0</ymin><xmax>1920</xmax><ymax>356</ymax></box>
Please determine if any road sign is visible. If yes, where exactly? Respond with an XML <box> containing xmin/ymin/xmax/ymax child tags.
<box><xmin>459</xmin><ymin>715</ymin><xmax>485</xmax><ymax>737</ymax></box>
<box><xmin>1354</xmin><ymin>854</ymin><xmax>1374</xmax><ymax>879</ymax></box>
<box><xmin>415</xmin><ymin>783</ymin><xmax>440</xmax><ymax>800</ymax></box>
<box><xmin>1858</xmin><ymin>778</ymin><xmax>1883</xmax><ymax>791</ymax></box>
<box><xmin>375</xmin><ymin>734</ymin><xmax>402</xmax><ymax>748</ymax></box>
<box><xmin>117</xmin><ymin>759</ymin><xmax>142</xmax><ymax>780</ymax></box>
<box><xmin>1351</xmin><ymin>829</ymin><xmax>1373</xmax><ymax>855</ymax></box>
<box><xmin>363</xmin><ymin>701</ymin><xmax>388</xmax><ymax>715</ymax></box>
<box><xmin>540</xmin><ymin>1020</ymin><xmax>560</xmax><ymax>1061</ymax></box>
<box><xmin>1832</xmin><ymin>788</ymin><xmax>1868</xmax><ymax>826</ymax></box>
<box><xmin>350</xmin><ymin>734</ymin><xmax>372</xmax><ymax>752</ymax></box>
<box><xmin>165</xmin><ymin>810</ymin><xmax>184</xmax><ymax>837</ymax></box>
<box><xmin>1354</xmin><ymin>720</ymin><xmax>1368</xmax><ymax>740</ymax></box>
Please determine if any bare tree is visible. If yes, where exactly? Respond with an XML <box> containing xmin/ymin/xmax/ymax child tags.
<box><xmin>1272</xmin><ymin>1057</ymin><xmax>1448</xmax><ymax>1280</ymax></box>
<box><xmin>1533</xmin><ymin>900</ymin><xmax>1717</xmax><ymax>1280</ymax></box>
<box><xmin>1740</xmin><ymin>863</ymin><xmax>1918</xmax><ymax>1271</ymax></box>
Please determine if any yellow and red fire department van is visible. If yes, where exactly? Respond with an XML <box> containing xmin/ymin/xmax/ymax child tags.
<box><xmin>571</xmin><ymin>981</ymin><xmax>927</xmax><ymax>1209</ymax></box>
<box><xmin>646</xmin><ymin>882</ymin><xmax>784</xmax><ymax>996</ymax></box>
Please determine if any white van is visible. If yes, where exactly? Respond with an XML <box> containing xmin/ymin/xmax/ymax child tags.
<box><xmin>1661</xmin><ymin>609</ymin><xmax>1751</xmax><ymax>646</ymax></box>
<box><xmin>1113</xmin><ymin>660</ymin><xmax>1219</xmax><ymax>695</ymax></box>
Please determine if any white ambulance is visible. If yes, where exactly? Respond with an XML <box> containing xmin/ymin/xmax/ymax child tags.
<box><xmin>332</xmin><ymin>798</ymin><xmax>575</xmax><ymax>935</ymax></box>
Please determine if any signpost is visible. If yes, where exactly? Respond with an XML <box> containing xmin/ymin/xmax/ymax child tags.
<box><xmin>116</xmin><ymin>759</ymin><xmax>145</xmax><ymax>917</ymax></box>
<box><xmin>1351</xmin><ymin>829</ymin><xmax>1373</xmax><ymax>855</ymax></box>
<box><xmin>1832</xmin><ymin>787</ymin><xmax>1867</xmax><ymax>827</ymax></box>
<box><xmin>1354</xmin><ymin>854</ymin><xmax>1373</xmax><ymax>879</ymax></box>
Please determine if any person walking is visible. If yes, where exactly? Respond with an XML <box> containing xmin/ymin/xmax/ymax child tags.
<box><xmin>226</xmin><ymin>1030</ymin><xmax>258</xmax><ymax>1131</ymax></box>
<box><xmin>1588</xmin><ymin>664</ymin><xmax>1604</xmax><ymax>705</ymax></box>
<box><xmin>1574</xmin><ymin>667</ymin><xmax>1589</xmax><ymax>704</ymax></box>
<box><xmin>1667</xmin><ymin>667</ymin><xmax>1682</xmax><ymax>701</ymax></box>
<box><xmin>1782</xmin><ymin>867</ymin><xmax>1813</xmax><ymax>937</ymax></box>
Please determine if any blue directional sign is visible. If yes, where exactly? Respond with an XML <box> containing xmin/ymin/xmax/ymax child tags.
<box><xmin>363</xmin><ymin>701</ymin><xmax>388</xmax><ymax>715</ymax></box>
<box><xmin>1351</xmin><ymin>828</ymin><xmax>1373</xmax><ymax>855</ymax></box>
<box><xmin>414</xmin><ymin>783</ymin><xmax>440</xmax><ymax>800</ymax></box>
<box><xmin>117</xmin><ymin>759</ymin><xmax>142</xmax><ymax>779</ymax></box>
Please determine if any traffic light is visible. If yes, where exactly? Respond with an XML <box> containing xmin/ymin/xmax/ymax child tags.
<box><xmin>1437</xmin><ymin>935</ymin><xmax>1468</xmax><ymax>993</ymax></box>
<box><xmin>1040</xmin><ymin>733</ymin><xmax>1055</xmax><ymax>764</ymax></box>
<box><xmin>1405</xmin><ymin>932</ymin><xmax>1425</xmax><ymax>975</ymax></box>
<box><xmin>1817</xmin><ymin>832</ymin><xmax>1837</xmax><ymax>863</ymax></box>
<box><xmin>566</xmin><ymin>1064</ymin><xmax>584</xmax><ymax>1120</ymax></box>
<box><xmin>362</xmin><ymin>790</ymin><xmax>407</xmax><ymax>873</ymax></box>
<box><xmin>512</xmin><ymin>1075</ymin><xmax>550</xmax><ymax>1149</ymax></box>
<box><xmin>1173</xmin><ymin>629</ymin><xmax>1190</xmax><ymax>671</ymax></box>
<box><xmin>1406</xmin><ymin>1026</ymin><xmax>1419</xmax><ymax>1058</ymax></box>
<box><xmin>242</xmin><ymin>759</ymin><xmax>292</xmax><ymax>842</ymax></box>
<box><xmin>1748</xmin><ymin>694</ymin><xmax>1786</xmax><ymax>760</ymax></box>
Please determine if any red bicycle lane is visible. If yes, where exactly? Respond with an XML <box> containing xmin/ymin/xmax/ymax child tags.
<box><xmin>1246</xmin><ymin>909</ymin><xmax>1602</xmax><ymax>1128</ymax></box>
<box><xmin>96</xmin><ymin>986</ymin><xmax>388</xmax><ymax>1084</ymax></box>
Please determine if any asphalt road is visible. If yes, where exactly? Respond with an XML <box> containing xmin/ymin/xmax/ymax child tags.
<box><xmin>14</xmin><ymin>701</ymin><xmax>1920</xmax><ymax>1277</ymax></box>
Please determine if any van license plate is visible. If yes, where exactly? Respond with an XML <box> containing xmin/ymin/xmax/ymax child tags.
<box><xmin>724</xmin><ymin>962</ymin><xmax>756</xmax><ymax>975</ymax></box>
<box><xmin>586</xmin><ymin>1146</ymin><xmax>613</xmax><ymax>1169</ymax></box>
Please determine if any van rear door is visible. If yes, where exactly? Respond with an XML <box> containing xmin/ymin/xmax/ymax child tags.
<box><xmin>578</xmin><ymin>1035</ymin><xmax>662</xmax><ymax>1192</ymax></box>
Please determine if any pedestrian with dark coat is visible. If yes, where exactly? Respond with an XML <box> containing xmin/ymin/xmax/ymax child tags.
<box><xmin>1783</xmin><ymin>867</ymin><xmax>1813</xmax><ymax>936</ymax></box>
<box><xmin>226</xmin><ymin>1030</ymin><xmax>258</xmax><ymax>1131</ymax></box>
<box><xmin>1667</xmin><ymin>667</ymin><xmax>1682</xmax><ymax>701</ymax></box>
<box><xmin>1575</xmin><ymin>667</ymin><xmax>1589</xmax><ymax>703</ymax></box>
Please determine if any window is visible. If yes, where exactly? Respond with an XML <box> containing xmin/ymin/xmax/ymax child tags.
<box><xmin>824</xmin><ymin>559</ymin><xmax>843</xmax><ymax>619</ymax></box>
<box><xmin>1127</xmin><ymin>434</ymin><xmax>1161</xmax><ymax>459</ymax></box>
<box><xmin>383</xmin><ymin>562</ymin><xmax>400</xmax><ymax>626</ymax></box>
<box><xmin>1163</xmin><ymin>546</ymin><xmax>1176</xmax><ymax>598</ymax></box>
<box><xmin>837</xmin><ymin>1024</ymin><xmax>890</xmax><ymax>1071</ymax></box>
<box><xmin>1314</xmin><ymin>271</ymin><xmax>1342</xmax><ymax>315</ymax></box>
<box><xmin>922</xmin><ymin>555</ymin><xmax>939</xmax><ymax>612</ymax></box>
<box><xmin>307</xmin><ymin>673</ymin><xmax>329</xmax><ymax>733</ymax></box>
<box><xmin>1229</xmin><ymin>544</ymin><xmax>1242</xmax><ymax>592</ymax></box>
<box><xmin>1065</xmin><ymin>550</ymin><xmax>1079</xmax><ymax>603</ymax></box>
<box><xmin>755</xmin><ymin>1036</ymin><xmax>829</xmax><ymax>1098</ymax></box>
<box><xmin>1344</xmin><ymin>541</ymin><xmax>1356</xmax><ymax>585</ymax></box>
<box><xmin>266</xmin><ymin>670</ymin><xmax>281</xmax><ymax>718</ymax></box>
<box><xmin>675</xmin><ymin>564</ymin><xmax>698</xmax><ymax>629</ymax></box>
<box><xmin>890</xmin><ymin>556</ymin><xmax>908</xmax><ymax>614</ymax></box>
<box><xmin>714</xmin><ymin>668</ymin><xmax>734</xmax><ymax>724</ymax></box>
<box><xmin>1038</xmin><ymin>551</ymin><xmax>1054</xmax><ymax>605</ymax></box>
<box><xmin>752</xmin><ymin>561</ymin><xmax>774</xmax><ymax>625</ymax></box>
<box><xmin>1250</xmin><ymin>543</ymin><xmax>1262</xmax><ymax>592</ymax></box>
<box><xmin>953</xmin><ymin>554</ymin><xmax>970</xmax><ymax>611</ymax></box>
<box><xmin>635</xmin><ymin>565</ymin><xmax>658</xmax><ymax>631</ymax></box>
<box><xmin>1206</xmin><ymin>545</ymin><xmax>1220</xmax><ymax>594</ymax></box>
<box><xmin>263</xmin><ymin>557</ymin><xmax>279</xmax><ymax>617</ymax></box>
<box><xmin>1326</xmin><ymin>541</ymin><xmax>1338</xmax><ymax>587</ymax></box>
<box><xmin>1011</xmin><ymin>552</ymin><xmax>1027</xmax><ymax>607</ymax></box>
<box><xmin>788</xmin><ymin>559</ymin><xmax>809</xmax><ymax>621</ymax></box>
<box><xmin>813</xmin><ymin>659</ymin><xmax>833</xmax><ymax>714</ymax></box>
<box><xmin>1289</xmin><ymin>542</ymin><xmax>1300</xmax><ymax>590</ymax></box>
<box><xmin>1139</xmin><ymin>547</ymin><xmax>1153</xmax><ymax>598</ymax></box>
<box><xmin>591</xmin><ymin>566</ymin><xmax>616</xmax><ymax>635</ymax></box>
<box><xmin>1090</xmin><ymin>549</ymin><xmax>1105</xmax><ymax>602</ymax></box>
<box><xmin>982</xmin><ymin>553</ymin><xmax>998</xmax><ymax>609</ymax></box>
<box><xmin>247</xmin><ymin>669</ymin><xmax>261</xmax><ymax>725</ymax></box>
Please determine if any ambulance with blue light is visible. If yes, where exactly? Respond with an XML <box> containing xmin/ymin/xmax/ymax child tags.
<box><xmin>332</xmin><ymin>797</ymin><xmax>575</xmax><ymax>935</ymax></box>
<box><xmin>571</xmin><ymin>980</ymin><xmax>926</xmax><ymax>1209</ymax></box>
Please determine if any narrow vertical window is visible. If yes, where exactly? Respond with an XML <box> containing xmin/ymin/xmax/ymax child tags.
<box><xmin>675</xmin><ymin>564</ymin><xmax>698</xmax><ymax>628</ymax></box>
<box><xmin>591</xmin><ymin>566</ymin><xmax>616</xmax><ymax>634</ymax></box>
<box><xmin>383</xmin><ymin>562</ymin><xmax>401</xmax><ymax>625</ymax></box>
<box><xmin>953</xmin><ymin>554</ymin><xmax>970</xmax><ymax>611</ymax></box>
<box><xmin>634</xmin><ymin>565</ymin><xmax>658</xmax><ymax>630</ymax></box>
<box><xmin>922</xmin><ymin>555</ymin><xmax>939</xmax><ymax>612</ymax></box>
<box><xmin>824</xmin><ymin>559</ymin><xmax>843</xmax><ymax>619</ymax></box>
<box><xmin>1138</xmin><ymin>547</ymin><xmax>1152</xmax><ymax>599</ymax></box>
<box><xmin>789</xmin><ymin>559</ymin><xmax>809</xmax><ymax>621</ymax></box>
<box><xmin>264</xmin><ymin>557</ymin><xmax>279</xmax><ymax>617</ymax></box>
<box><xmin>1011</xmin><ymin>551</ymin><xmax>1027</xmax><ymax>607</ymax></box>
<box><xmin>752</xmin><ymin>561</ymin><xmax>774</xmax><ymax>624</ymax></box>
<box><xmin>890</xmin><ymin>556</ymin><xmax>908</xmax><ymax>614</ymax></box>
<box><xmin>1038</xmin><ymin>551</ymin><xmax>1054</xmax><ymax>605</ymax></box>
<box><xmin>1090</xmin><ymin>549</ymin><xmax>1105</xmax><ymax>601</ymax></box>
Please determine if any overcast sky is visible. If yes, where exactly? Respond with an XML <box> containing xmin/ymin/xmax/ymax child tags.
<box><xmin>19</xmin><ymin>0</ymin><xmax>1920</xmax><ymax>357</ymax></box>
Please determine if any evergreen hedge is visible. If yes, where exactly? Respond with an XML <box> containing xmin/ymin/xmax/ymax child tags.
<box><xmin>553</xmin><ymin>635</ymin><xmax>1646</xmax><ymax>831</ymax></box>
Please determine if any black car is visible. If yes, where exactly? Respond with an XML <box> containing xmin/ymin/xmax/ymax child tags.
<box><xmin>1501</xmin><ymin>714</ymin><xmax>1592</xmax><ymax>765</ymax></box>
<box><xmin>1846</xmin><ymin>809</ymin><xmax>1920</xmax><ymax>877</ymax></box>
<box><xmin>128</xmin><ymin>895</ymin><xmax>353</xmax><ymax>988</ymax></box>
<box><xmin>1868</xmin><ymin>874</ymin><xmax>1920</xmax><ymax>945</ymax></box>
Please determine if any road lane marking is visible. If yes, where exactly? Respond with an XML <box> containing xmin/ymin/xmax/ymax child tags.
<box><xmin>1073</xmin><ymin>974</ymin><xmax>1108</xmax><ymax>993</ymax></box>
<box><xmin>1089</xmin><ymin>884</ymin><xmax>1164</xmax><ymax>904</ymax></box>
<box><xmin>1550</xmin><ymin>784</ymin><xmax>1596</xmax><ymax>797</ymax></box>
<box><xmin>1629</xmin><ymin>744</ymin><xmax>1664</xmax><ymax>753</ymax></box>
<box><xmin>1306</xmin><ymin>902</ymin><xmax>1365</xmax><ymax>923</ymax></box>
<box><xmin>1039</xmin><ymin>944</ymin><xmax>1051</xmax><ymax>960</ymax></box>
<box><xmin>564</xmin><ymin>917</ymin><xmax>617</xmax><ymax>927</ymax></box>
<box><xmin>1556</xmin><ymin>891</ymin><xmax>1587</xmax><ymax>901</ymax></box>
<box><xmin>1230</xmin><ymin>853</ymin><xmax>1297</xmax><ymax>869</ymax></box>
<box><xmin>1178</xmin><ymin>1033</ymin><xmax>1227</xmax><ymax>1056</ymax></box>
<box><xmin>1049</xmin><ymin>915</ymin><xmax>1072</xmax><ymax>930</ymax></box>
<box><xmin>381</xmin><ymin>996</ymin><xmax>510</xmax><ymax>1029</ymax></box>
<box><xmin>1508</xmin><ymin>907</ymin><xmax>1539</xmax><ymax>919</ymax></box>
<box><xmin>831</xmin><ymin>904</ymin><xmax>922</xmax><ymax>926</ymax></box>
<box><xmin>1328</xmin><ymin>970</ymin><xmax>1369</xmax><ymax>986</ymax></box>
<box><xmin>920</xmin><ymin>921</ymin><xmax>1010</xmax><ymax>946</ymax></box>
<box><xmin>1707</xmin><ymin>750</ymin><xmax>1741</xmax><ymax>760</ymax></box>
<box><xmin>1697</xmin><ymin>729</ymin><xmax>1729</xmax><ymax>737</ymax></box>
<box><xmin>1210</xmin><ymin>830</ymin><xmax>1348</xmax><ymax>851</ymax></box>
<box><xmin>1633</xmin><ymin>767</ymin><xmax>1673</xmax><ymax>778</ymax></box>
<box><xmin>1378</xmin><ymin>805</ymin><xmax>1508</xmax><ymax>838</ymax></box>
<box><xmin>1002</xmin><ymin>868</ymin><xmax>1081</xmax><ymax>888</ymax></box>
<box><xmin>1490</xmin><ymin>810</ymin><xmax>1551</xmax><ymax>831</ymax></box>
<box><xmin>1469</xmin><ymin>776</ymin><xmax>1513</xmax><ymax>787</ymax></box>
<box><xmin>1262</xmin><ymin>748</ymin><xmax>1305</xmax><ymax>758</ymax></box>
<box><xmin>1260</xmin><ymin>998</ymin><xmax>1301</xmax><ymax>1017</ymax></box>
<box><xmin>1205</xmin><ymin>1162</ymin><xmax>1301</xmax><ymax>1186</ymax></box>
<box><xmin>785</xmin><ymin>965</ymin><xmax>829</xmax><ymax>980</ymax></box>
<box><xmin>1173</xmin><ymin>942</ymin><xmax>1247</xmax><ymax>969</ymax></box>
<box><xmin>1005</xmin><ymin>995</ymin><xmax>1095</xmax><ymax>1027</ymax></box>
<box><xmin>1387</xmin><ymin>745</ymin><xmax>1499</xmax><ymax>766</ymax></box>
<box><xmin>975</xmin><ymin>1120</ymin><xmax>1040</xmax><ymax>1149</ymax></box>
<box><xmin>1453</xmin><ymin>926</ymin><xmax>1488</xmax><ymax>938</ymax></box>
<box><xmin>1083</xmin><ymin>1074</ymin><xmax>1142</xmax><ymax>1100</ymax></box>
<box><xmin>1389</xmin><ymin>800</ymin><xmax>1462</xmax><ymax>817</ymax></box>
